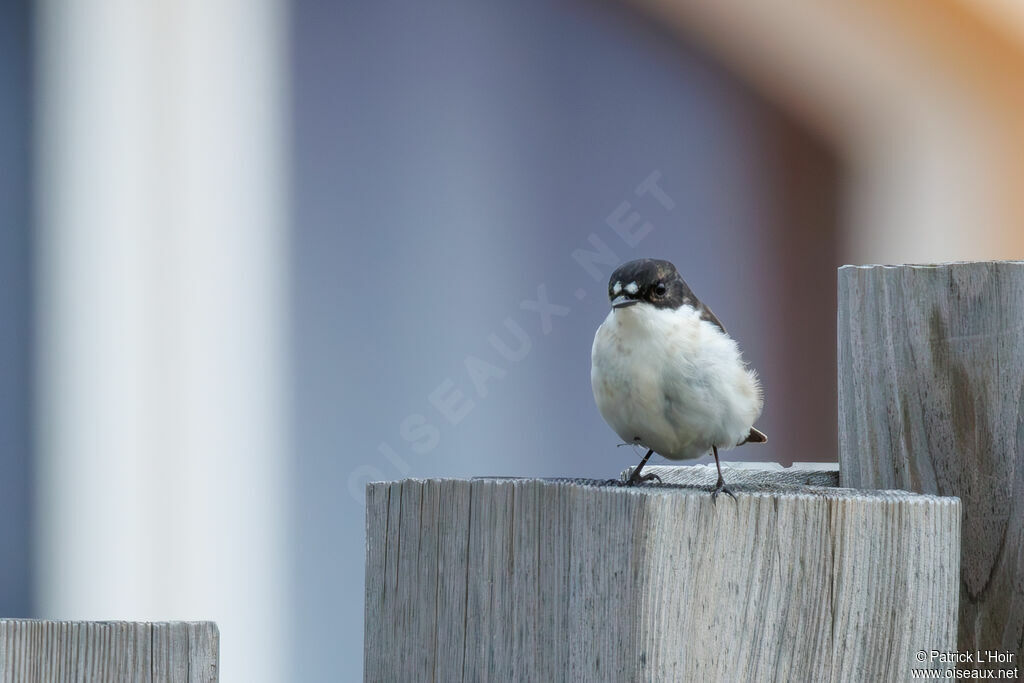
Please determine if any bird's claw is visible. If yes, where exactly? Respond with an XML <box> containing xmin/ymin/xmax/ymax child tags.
<box><xmin>626</xmin><ymin>471</ymin><xmax>662</xmax><ymax>486</ymax></box>
<box><xmin>711</xmin><ymin>477</ymin><xmax>736</xmax><ymax>503</ymax></box>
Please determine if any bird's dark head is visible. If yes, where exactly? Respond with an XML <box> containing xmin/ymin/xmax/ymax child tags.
<box><xmin>607</xmin><ymin>258</ymin><xmax>692</xmax><ymax>310</ymax></box>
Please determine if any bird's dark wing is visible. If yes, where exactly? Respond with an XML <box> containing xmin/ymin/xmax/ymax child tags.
<box><xmin>675</xmin><ymin>276</ymin><xmax>727</xmax><ymax>334</ymax></box>
<box><xmin>698</xmin><ymin>303</ymin><xmax>726</xmax><ymax>334</ymax></box>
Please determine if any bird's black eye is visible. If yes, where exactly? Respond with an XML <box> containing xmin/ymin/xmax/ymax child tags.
<box><xmin>654</xmin><ymin>283</ymin><xmax>667</xmax><ymax>296</ymax></box>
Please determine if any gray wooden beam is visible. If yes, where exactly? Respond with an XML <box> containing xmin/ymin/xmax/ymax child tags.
<box><xmin>364</xmin><ymin>475</ymin><xmax>959</xmax><ymax>681</ymax></box>
<box><xmin>0</xmin><ymin>621</ymin><xmax>218</xmax><ymax>682</ymax></box>
<box><xmin>838</xmin><ymin>260</ymin><xmax>1024</xmax><ymax>669</ymax></box>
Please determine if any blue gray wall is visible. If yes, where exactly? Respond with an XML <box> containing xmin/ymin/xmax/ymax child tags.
<box><xmin>291</xmin><ymin>0</ymin><xmax>839</xmax><ymax>678</ymax></box>
<box><xmin>0</xmin><ymin>0</ymin><xmax>33</xmax><ymax>617</ymax></box>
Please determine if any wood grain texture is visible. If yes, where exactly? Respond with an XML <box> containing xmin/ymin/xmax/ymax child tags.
<box><xmin>364</xmin><ymin>475</ymin><xmax>959</xmax><ymax>682</ymax></box>
<box><xmin>838</xmin><ymin>261</ymin><xmax>1024</xmax><ymax>668</ymax></box>
<box><xmin>0</xmin><ymin>621</ymin><xmax>218</xmax><ymax>682</ymax></box>
<box><xmin>621</xmin><ymin>462</ymin><xmax>839</xmax><ymax>488</ymax></box>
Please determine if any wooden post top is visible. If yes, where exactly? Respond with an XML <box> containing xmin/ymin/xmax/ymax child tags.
<box><xmin>365</xmin><ymin>467</ymin><xmax>960</xmax><ymax>681</ymax></box>
<box><xmin>370</xmin><ymin>464</ymin><xmax>959</xmax><ymax>505</ymax></box>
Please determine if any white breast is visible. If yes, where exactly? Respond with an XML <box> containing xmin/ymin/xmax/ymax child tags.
<box><xmin>590</xmin><ymin>303</ymin><xmax>762</xmax><ymax>460</ymax></box>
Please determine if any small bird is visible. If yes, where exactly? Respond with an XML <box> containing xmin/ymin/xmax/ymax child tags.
<box><xmin>591</xmin><ymin>258</ymin><xmax>766</xmax><ymax>499</ymax></box>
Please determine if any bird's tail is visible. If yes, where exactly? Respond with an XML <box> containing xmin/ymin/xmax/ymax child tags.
<box><xmin>738</xmin><ymin>427</ymin><xmax>767</xmax><ymax>445</ymax></box>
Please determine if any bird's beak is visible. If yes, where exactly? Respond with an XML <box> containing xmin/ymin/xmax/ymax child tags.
<box><xmin>611</xmin><ymin>295</ymin><xmax>639</xmax><ymax>309</ymax></box>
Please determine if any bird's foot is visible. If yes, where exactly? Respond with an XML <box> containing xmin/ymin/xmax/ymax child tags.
<box><xmin>626</xmin><ymin>471</ymin><xmax>662</xmax><ymax>486</ymax></box>
<box><xmin>711</xmin><ymin>475</ymin><xmax>736</xmax><ymax>503</ymax></box>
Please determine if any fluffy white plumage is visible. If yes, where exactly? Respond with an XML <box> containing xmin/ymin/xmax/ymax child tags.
<box><xmin>591</xmin><ymin>301</ymin><xmax>762</xmax><ymax>461</ymax></box>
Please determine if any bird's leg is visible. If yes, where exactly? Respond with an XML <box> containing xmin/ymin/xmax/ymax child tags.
<box><xmin>711</xmin><ymin>445</ymin><xmax>735</xmax><ymax>502</ymax></box>
<box><xmin>626</xmin><ymin>449</ymin><xmax>661</xmax><ymax>485</ymax></box>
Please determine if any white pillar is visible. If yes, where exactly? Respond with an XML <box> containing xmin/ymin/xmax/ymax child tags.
<box><xmin>34</xmin><ymin>1</ymin><xmax>288</xmax><ymax>681</ymax></box>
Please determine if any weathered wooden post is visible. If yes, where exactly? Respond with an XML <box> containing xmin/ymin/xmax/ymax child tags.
<box><xmin>839</xmin><ymin>260</ymin><xmax>1024</xmax><ymax>672</ymax></box>
<box><xmin>364</xmin><ymin>473</ymin><xmax>959</xmax><ymax>681</ymax></box>
<box><xmin>0</xmin><ymin>620</ymin><xmax>218</xmax><ymax>682</ymax></box>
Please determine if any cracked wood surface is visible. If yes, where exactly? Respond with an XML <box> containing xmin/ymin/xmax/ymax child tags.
<box><xmin>0</xmin><ymin>621</ymin><xmax>218</xmax><ymax>682</ymax></box>
<box><xmin>838</xmin><ymin>261</ymin><xmax>1024</xmax><ymax>670</ymax></box>
<box><xmin>364</xmin><ymin>475</ymin><xmax>958</xmax><ymax>682</ymax></box>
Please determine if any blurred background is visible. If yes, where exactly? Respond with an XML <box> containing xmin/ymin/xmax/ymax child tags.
<box><xmin>3</xmin><ymin>0</ymin><xmax>1024</xmax><ymax>680</ymax></box>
